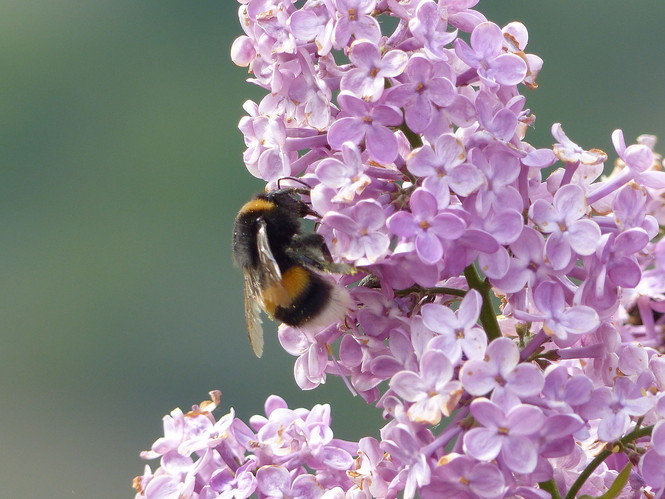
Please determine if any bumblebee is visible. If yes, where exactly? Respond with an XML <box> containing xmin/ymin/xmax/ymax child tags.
<box><xmin>232</xmin><ymin>189</ymin><xmax>353</xmax><ymax>357</ymax></box>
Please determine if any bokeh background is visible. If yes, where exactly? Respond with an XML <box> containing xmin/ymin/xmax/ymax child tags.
<box><xmin>2</xmin><ymin>1</ymin><xmax>664</xmax><ymax>497</ymax></box>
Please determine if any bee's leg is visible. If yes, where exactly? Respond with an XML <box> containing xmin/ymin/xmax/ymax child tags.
<box><xmin>297</xmin><ymin>233</ymin><xmax>334</xmax><ymax>260</ymax></box>
<box><xmin>287</xmin><ymin>233</ymin><xmax>329</xmax><ymax>271</ymax></box>
<box><xmin>290</xmin><ymin>233</ymin><xmax>356</xmax><ymax>274</ymax></box>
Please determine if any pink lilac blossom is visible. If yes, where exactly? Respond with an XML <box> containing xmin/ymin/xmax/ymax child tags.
<box><xmin>341</xmin><ymin>40</ymin><xmax>408</xmax><ymax>102</ymax></box>
<box><xmin>387</xmin><ymin>187</ymin><xmax>466</xmax><ymax>265</ymax></box>
<box><xmin>420</xmin><ymin>289</ymin><xmax>487</xmax><ymax>360</ymax></box>
<box><xmin>385</xmin><ymin>55</ymin><xmax>457</xmax><ymax>134</ymax></box>
<box><xmin>389</xmin><ymin>349</ymin><xmax>462</xmax><ymax>425</ymax></box>
<box><xmin>135</xmin><ymin>1</ymin><xmax>665</xmax><ymax>497</ymax></box>
<box><xmin>463</xmin><ymin>398</ymin><xmax>545</xmax><ymax>474</ymax></box>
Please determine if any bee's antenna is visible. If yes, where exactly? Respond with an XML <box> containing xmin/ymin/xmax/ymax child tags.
<box><xmin>277</xmin><ymin>176</ymin><xmax>313</xmax><ymax>191</ymax></box>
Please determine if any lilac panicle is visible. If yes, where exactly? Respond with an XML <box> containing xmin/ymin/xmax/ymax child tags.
<box><xmin>135</xmin><ymin>1</ymin><xmax>665</xmax><ymax>497</ymax></box>
<box><xmin>134</xmin><ymin>392</ymin><xmax>359</xmax><ymax>499</ymax></box>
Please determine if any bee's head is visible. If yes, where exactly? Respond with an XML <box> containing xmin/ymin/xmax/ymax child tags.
<box><xmin>264</xmin><ymin>187</ymin><xmax>319</xmax><ymax>218</ymax></box>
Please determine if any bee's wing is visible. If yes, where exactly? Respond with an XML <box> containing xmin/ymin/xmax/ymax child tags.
<box><xmin>243</xmin><ymin>270</ymin><xmax>265</xmax><ymax>357</ymax></box>
<box><xmin>256</xmin><ymin>220</ymin><xmax>282</xmax><ymax>283</ymax></box>
<box><xmin>256</xmin><ymin>220</ymin><xmax>291</xmax><ymax>308</ymax></box>
<box><xmin>243</xmin><ymin>220</ymin><xmax>290</xmax><ymax>357</ymax></box>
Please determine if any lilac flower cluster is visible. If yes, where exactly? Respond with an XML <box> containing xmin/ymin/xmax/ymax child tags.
<box><xmin>136</xmin><ymin>0</ymin><xmax>665</xmax><ymax>497</ymax></box>
<box><xmin>133</xmin><ymin>391</ymin><xmax>359</xmax><ymax>498</ymax></box>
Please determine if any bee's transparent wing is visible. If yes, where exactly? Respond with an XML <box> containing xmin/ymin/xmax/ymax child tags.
<box><xmin>256</xmin><ymin>220</ymin><xmax>290</xmax><ymax>307</ymax></box>
<box><xmin>242</xmin><ymin>220</ymin><xmax>289</xmax><ymax>357</ymax></box>
<box><xmin>243</xmin><ymin>270</ymin><xmax>265</xmax><ymax>357</ymax></box>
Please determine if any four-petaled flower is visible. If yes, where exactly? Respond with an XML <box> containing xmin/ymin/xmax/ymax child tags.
<box><xmin>454</xmin><ymin>21</ymin><xmax>528</xmax><ymax>88</ymax></box>
<box><xmin>463</xmin><ymin>398</ymin><xmax>545</xmax><ymax>474</ymax></box>
<box><xmin>390</xmin><ymin>350</ymin><xmax>463</xmax><ymax>425</ymax></box>
<box><xmin>327</xmin><ymin>92</ymin><xmax>402</xmax><ymax>164</ymax></box>
<box><xmin>529</xmin><ymin>183</ymin><xmax>601</xmax><ymax>270</ymax></box>
<box><xmin>514</xmin><ymin>281</ymin><xmax>600</xmax><ymax>341</ymax></box>
<box><xmin>324</xmin><ymin>199</ymin><xmax>391</xmax><ymax>265</ymax></box>
<box><xmin>460</xmin><ymin>336</ymin><xmax>544</xmax><ymax>407</ymax></box>
<box><xmin>387</xmin><ymin>188</ymin><xmax>466</xmax><ymax>265</ymax></box>
<box><xmin>315</xmin><ymin>141</ymin><xmax>372</xmax><ymax>202</ymax></box>
<box><xmin>341</xmin><ymin>40</ymin><xmax>408</xmax><ymax>101</ymax></box>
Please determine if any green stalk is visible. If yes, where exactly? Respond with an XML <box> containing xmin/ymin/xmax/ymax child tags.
<box><xmin>463</xmin><ymin>264</ymin><xmax>501</xmax><ymax>341</ymax></box>
<box><xmin>564</xmin><ymin>426</ymin><xmax>653</xmax><ymax>499</ymax></box>
<box><xmin>538</xmin><ymin>480</ymin><xmax>562</xmax><ymax>499</ymax></box>
<box><xmin>394</xmin><ymin>285</ymin><xmax>467</xmax><ymax>298</ymax></box>
<box><xmin>400</xmin><ymin>123</ymin><xmax>422</xmax><ymax>148</ymax></box>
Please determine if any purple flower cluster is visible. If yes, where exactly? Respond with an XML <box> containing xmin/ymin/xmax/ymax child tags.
<box><xmin>133</xmin><ymin>391</ymin><xmax>358</xmax><ymax>499</ymax></box>
<box><xmin>136</xmin><ymin>0</ymin><xmax>665</xmax><ymax>497</ymax></box>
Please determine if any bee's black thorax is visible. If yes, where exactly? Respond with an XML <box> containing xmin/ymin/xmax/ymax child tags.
<box><xmin>232</xmin><ymin>190</ymin><xmax>306</xmax><ymax>271</ymax></box>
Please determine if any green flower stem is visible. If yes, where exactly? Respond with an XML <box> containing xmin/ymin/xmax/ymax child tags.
<box><xmin>400</xmin><ymin>123</ymin><xmax>422</xmax><ymax>149</ymax></box>
<box><xmin>463</xmin><ymin>264</ymin><xmax>501</xmax><ymax>341</ymax></box>
<box><xmin>394</xmin><ymin>285</ymin><xmax>467</xmax><ymax>298</ymax></box>
<box><xmin>564</xmin><ymin>426</ymin><xmax>653</xmax><ymax>499</ymax></box>
<box><xmin>538</xmin><ymin>479</ymin><xmax>562</xmax><ymax>499</ymax></box>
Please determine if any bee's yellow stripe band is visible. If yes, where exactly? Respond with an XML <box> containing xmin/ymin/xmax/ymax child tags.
<box><xmin>262</xmin><ymin>266</ymin><xmax>310</xmax><ymax>314</ymax></box>
<box><xmin>238</xmin><ymin>198</ymin><xmax>275</xmax><ymax>215</ymax></box>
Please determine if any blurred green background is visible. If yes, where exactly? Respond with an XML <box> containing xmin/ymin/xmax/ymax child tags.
<box><xmin>1</xmin><ymin>1</ymin><xmax>664</xmax><ymax>497</ymax></box>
